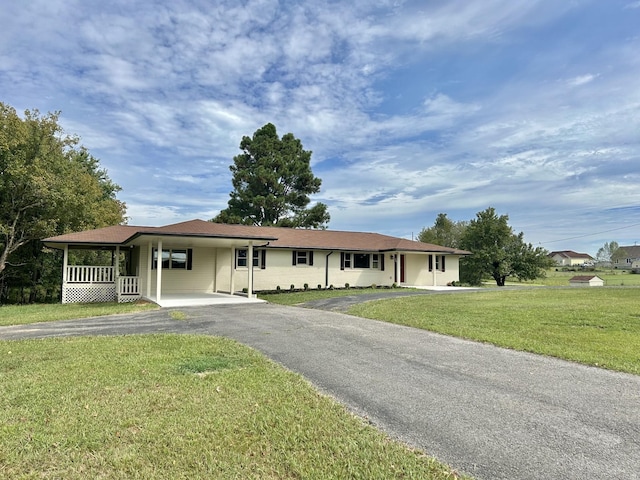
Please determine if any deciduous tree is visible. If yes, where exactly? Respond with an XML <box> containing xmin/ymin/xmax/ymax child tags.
<box><xmin>0</xmin><ymin>102</ymin><xmax>125</xmax><ymax>300</ymax></box>
<box><xmin>459</xmin><ymin>207</ymin><xmax>553</xmax><ymax>286</ymax></box>
<box><xmin>418</xmin><ymin>213</ymin><xmax>467</xmax><ymax>248</ymax></box>
<box><xmin>595</xmin><ymin>241</ymin><xmax>625</xmax><ymax>266</ymax></box>
<box><xmin>212</xmin><ymin>123</ymin><xmax>330</xmax><ymax>228</ymax></box>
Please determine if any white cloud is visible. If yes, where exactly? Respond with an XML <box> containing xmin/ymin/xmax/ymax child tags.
<box><xmin>566</xmin><ymin>74</ymin><xmax>598</xmax><ymax>87</ymax></box>
<box><xmin>2</xmin><ymin>0</ymin><xmax>640</xmax><ymax>255</ymax></box>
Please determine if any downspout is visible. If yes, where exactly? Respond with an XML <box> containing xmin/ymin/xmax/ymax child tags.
<box><xmin>325</xmin><ymin>251</ymin><xmax>333</xmax><ymax>288</ymax></box>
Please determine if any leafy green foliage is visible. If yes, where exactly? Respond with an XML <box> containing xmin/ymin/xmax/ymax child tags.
<box><xmin>418</xmin><ymin>213</ymin><xmax>467</xmax><ymax>248</ymax></box>
<box><xmin>459</xmin><ymin>207</ymin><xmax>553</xmax><ymax>286</ymax></box>
<box><xmin>596</xmin><ymin>241</ymin><xmax>626</xmax><ymax>265</ymax></box>
<box><xmin>0</xmin><ymin>102</ymin><xmax>125</xmax><ymax>302</ymax></box>
<box><xmin>212</xmin><ymin>123</ymin><xmax>330</xmax><ymax>228</ymax></box>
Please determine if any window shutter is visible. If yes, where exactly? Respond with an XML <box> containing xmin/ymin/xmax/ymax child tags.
<box><xmin>380</xmin><ymin>254</ymin><xmax>385</xmax><ymax>271</ymax></box>
<box><xmin>441</xmin><ymin>256</ymin><xmax>446</xmax><ymax>272</ymax></box>
<box><xmin>261</xmin><ymin>250</ymin><xmax>266</xmax><ymax>269</ymax></box>
<box><xmin>340</xmin><ymin>252</ymin><xmax>345</xmax><ymax>270</ymax></box>
<box><xmin>187</xmin><ymin>249</ymin><xmax>193</xmax><ymax>270</ymax></box>
<box><xmin>309</xmin><ymin>251</ymin><xmax>314</xmax><ymax>266</ymax></box>
<box><xmin>428</xmin><ymin>255</ymin><xmax>433</xmax><ymax>272</ymax></box>
<box><xmin>292</xmin><ymin>251</ymin><xmax>297</xmax><ymax>266</ymax></box>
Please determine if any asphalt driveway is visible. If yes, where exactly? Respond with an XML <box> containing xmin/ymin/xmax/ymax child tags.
<box><xmin>1</xmin><ymin>303</ymin><xmax>639</xmax><ymax>480</ymax></box>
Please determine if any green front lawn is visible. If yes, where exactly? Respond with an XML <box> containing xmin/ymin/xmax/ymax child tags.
<box><xmin>0</xmin><ymin>302</ymin><xmax>158</xmax><ymax>327</ymax></box>
<box><xmin>0</xmin><ymin>335</ymin><xmax>465</xmax><ymax>479</ymax></box>
<box><xmin>349</xmin><ymin>287</ymin><xmax>640</xmax><ymax>375</ymax></box>
<box><xmin>258</xmin><ymin>286</ymin><xmax>412</xmax><ymax>305</ymax></box>
<box><xmin>510</xmin><ymin>268</ymin><xmax>640</xmax><ymax>286</ymax></box>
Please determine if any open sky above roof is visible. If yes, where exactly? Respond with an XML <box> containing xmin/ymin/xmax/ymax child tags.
<box><xmin>3</xmin><ymin>1</ymin><xmax>639</xmax><ymax>256</ymax></box>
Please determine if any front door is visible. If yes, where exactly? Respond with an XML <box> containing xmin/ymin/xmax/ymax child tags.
<box><xmin>394</xmin><ymin>254</ymin><xmax>405</xmax><ymax>283</ymax></box>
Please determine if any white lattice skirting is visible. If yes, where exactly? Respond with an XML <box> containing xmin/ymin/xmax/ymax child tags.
<box><xmin>63</xmin><ymin>284</ymin><xmax>117</xmax><ymax>304</ymax></box>
<box><xmin>117</xmin><ymin>294</ymin><xmax>141</xmax><ymax>303</ymax></box>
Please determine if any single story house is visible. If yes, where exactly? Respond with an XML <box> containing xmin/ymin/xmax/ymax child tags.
<box><xmin>549</xmin><ymin>250</ymin><xmax>594</xmax><ymax>267</ymax></box>
<box><xmin>568</xmin><ymin>275</ymin><xmax>604</xmax><ymax>287</ymax></box>
<box><xmin>43</xmin><ymin>219</ymin><xmax>471</xmax><ymax>305</ymax></box>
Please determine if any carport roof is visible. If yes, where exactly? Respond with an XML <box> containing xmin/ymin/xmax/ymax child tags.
<box><xmin>43</xmin><ymin>219</ymin><xmax>471</xmax><ymax>255</ymax></box>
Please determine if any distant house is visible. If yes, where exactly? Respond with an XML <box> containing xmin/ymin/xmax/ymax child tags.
<box><xmin>43</xmin><ymin>219</ymin><xmax>471</xmax><ymax>306</ymax></box>
<box><xmin>549</xmin><ymin>250</ymin><xmax>594</xmax><ymax>267</ymax></box>
<box><xmin>614</xmin><ymin>245</ymin><xmax>640</xmax><ymax>269</ymax></box>
<box><xmin>569</xmin><ymin>275</ymin><xmax>604</xmax><ymax>287</ymax></box>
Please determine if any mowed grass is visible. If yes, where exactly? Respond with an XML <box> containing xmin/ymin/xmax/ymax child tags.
<box><xmin>511</xmin><ymin>268</ymin><xmax>640</xmax><ymax>287</ymax></box>
<box><xmin>0</xmin><ymin>335</ymin><xmax>466</xmax><ymax>480</ymax></box>
<box><xmin>0</xmin><ymin>302</ymin><xmax>158</xmax><ymax>327</ymax></box>
<box><xmin>258</xmin><ymin>287</ymin><xmax>411</xmax><ymax>306</ymax></box>
<box><xmin>349</xmin><ymin>287</ymin><xmax>640</xmax><ymax>375</ymax></box>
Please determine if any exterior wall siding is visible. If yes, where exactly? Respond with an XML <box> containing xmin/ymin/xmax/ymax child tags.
<box><xmin>137</xmin><ymin>246</ymin><xmax>462</xmax><ymax>294</ymax></box>
<box><xmin>408</xmin><ymin>254</ymin><xmax>461</xmax><ymax>286</ymax></box>
<box><xmin>146</xmin><ymin>246</ymin><xmax>216</xmax><ymax>294</ymax></box>
<box><xmin>230</xmin><ymin>250</ymin><xmax>462</xmax><ymax>291</ymax></box>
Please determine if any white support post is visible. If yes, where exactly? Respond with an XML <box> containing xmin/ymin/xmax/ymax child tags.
<box><xmin>212</xmin><ymin>248</ymin><xmax>218</xmax><ymax>293</ymax></box>
<box><xmin>156</xmin><ymin>240</ymin><xmax>162</xmax><ymax>304</ymax></box>
<box><xmin>62</xmin><ymin>244</ymin><xmax>69</xmax><ymax>303</ymax></box>
<box><xmin>62</xmin><ymin>244</ymin><xmax>69</xmax><ymax>284</ymax></box>
<box><xmin>230</xmin><ymin>246</ymin><xmax>235</xmax><ymax>295</ymax></box>
<box><xmin>432</xmin><ymin>254</ymin><xmax>437</xmax><ymax>286</ymax></box>
<box><xmin>146</xmin><ymin>241</ymin><xmax>152</xmax><ymax>298</ymax></box>
<box><xmin>115</xmin><ymin>245</ymin><xmax>120</xmax><ymax>301</ymax></box>
<box><xmin>247</xmin><ymin>241</ymin><xmax>254</xmax><ymax>299</ymax></box>
<box><xmin>395</xmin><ymin>253</ymin><xmax>400</xmax><ymax>285</ymax></box>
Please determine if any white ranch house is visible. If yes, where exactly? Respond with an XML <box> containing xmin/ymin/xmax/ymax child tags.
<box><xmin>43</xmin><ymin>219</ymin><xmax>471</xmax><ymax>306</ymax></box>
<box><xmin>548</xmin><ymin>250</ymin><xmax>594</xmax><ymax>267</ymax></box>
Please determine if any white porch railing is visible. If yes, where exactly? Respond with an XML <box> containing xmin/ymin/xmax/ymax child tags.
<box><xmin>66</xmin><ymin>265</ymin><xmax>114</xmax><ymax>283</ymax></box>
<box><xmin>63</xmin><ymin>266</ymin><xmax>141</xmax><ymax>304</ymax></box>
<box><xmin>118</xmin><ymin>276</ymin><xmax>140</xmax><ymax>295</ymax></box>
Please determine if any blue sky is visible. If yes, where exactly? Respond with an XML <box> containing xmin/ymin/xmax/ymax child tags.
<box><xmin>2</xmin><ymin>0</ymin><xmax>639</xmax><ymax>255</ymax></box>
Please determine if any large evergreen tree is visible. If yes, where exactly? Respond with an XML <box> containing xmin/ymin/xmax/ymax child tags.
<box><xmin>0</xmin><ymin>102</ymin><xmax>125</xmax><ymax>301</ymax></box>
<box><xmin>459</xmin><ymin>207</ymin><xmax>553</xmax><ymax>286</ymax></box>
<box><xmin>213</xmin><ymin>123</ymin><xmax>330</xmax><ymax>228</ymax></box>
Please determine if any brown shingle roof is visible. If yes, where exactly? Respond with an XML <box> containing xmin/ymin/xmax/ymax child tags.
<box><xmin>549</xmin><ymin>250</ymin><xmax>593</xmax><ymax>260</ymax></box>
<box><xmin>42</xmin><ymin>225</ymin><xmax>142</xmax><ymax>245</ymax></box>
<box><xmin>569</xmin><ymin>275</ymin><xmax>602</xmax><ymax>282</ymax></box>
<box><xmin>44</xmin><ymin>219</ymin><xmax>471</xmax><ymax>255</ymax></box>
<box><xmin>619</xmin><ymin>245</ymin><xmax>640</xmax><ymax>259</ymax></box>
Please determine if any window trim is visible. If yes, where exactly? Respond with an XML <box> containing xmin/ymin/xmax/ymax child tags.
<box><xmin>429</xmin><ymin>255</ymin><xmax>446</xmax><ymax>272</ymax></box>
<box><xmin>341</xmin><ymin>252</ymin><xmax>382</xmax><ymax>270</ymax></box>
<box><xmin>152</xmin><ymin>248</ymin><xmax>193</xmax><ymax>270</ymax></box>
<box><xmin>292</xmin><ymin>250</ymin><xmax>314</xmax><ymax>266</ymax></box>
<box><xmin>236</xmin><ymin>249</ymin><xmax>266</xmax><ymax>269</ymax></box>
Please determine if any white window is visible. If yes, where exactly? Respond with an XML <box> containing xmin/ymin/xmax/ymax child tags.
<box><xmin>152</xmin><ymin>249</ymin><xmax>191</xmax><ymax>270</ymax></box>
<box><xmin>354</xmin><ymin>253</ymin><xmax>370</xmax><ymax>269</ymax></box>
<box><xmin>292</xmin><ymin>250</ymin><xmax>314</xmax><ymax>266</ymax></box>
<box><xmin>236</xmin><ymin>249</ymin><xmax>263</xmax><ymax>268</ymax></box>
